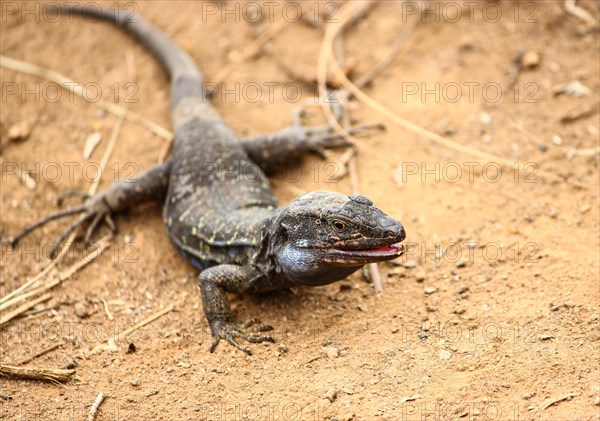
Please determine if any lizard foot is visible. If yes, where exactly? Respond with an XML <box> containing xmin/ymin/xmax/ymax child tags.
<box><xmin>11</xmin><ymin>190</ymin><xmax>116</xmax><ymax>258</ymax></box>
<box><xmin>209</xmin><ymin>318</ymin><xmax>274</xmax><ymax>355</ymax></box>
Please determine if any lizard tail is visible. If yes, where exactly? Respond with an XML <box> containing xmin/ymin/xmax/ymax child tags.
<box><xmin>51</xmin><ymin>5</ymin><xmax>204</xmax><ymax>108</ymax></box>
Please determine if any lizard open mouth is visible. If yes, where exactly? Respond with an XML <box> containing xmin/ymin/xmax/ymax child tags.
<box><xmin>332</xmin><ymin>242</ymin><xmax>405</xmax><ymax>259</ymax></box>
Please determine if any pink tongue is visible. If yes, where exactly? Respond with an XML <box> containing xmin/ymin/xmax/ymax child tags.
<box><xmin>370</xmin><ymin>245</ymin><xmax>396</xmax><ymax>252</ymax></box>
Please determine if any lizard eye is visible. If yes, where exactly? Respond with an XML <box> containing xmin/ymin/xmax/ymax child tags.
<box><xmin>331</xmin><ymin>220</ymin><xmax>347</xmax><ymax>232</ymax></box>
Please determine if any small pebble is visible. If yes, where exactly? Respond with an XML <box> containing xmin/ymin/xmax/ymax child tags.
<box><xmin>8</xmin><ymin>121</ymin><xmax>31</xmax><ymax>141</ymax></box>
<box><xmin>479</xmin><ymin>112</ymin><xmax>492</xmax><ymax>125</ymax></box>
<box><xmin>277</xmin><ymin>344</ymin><xmax>288</xmax><ymax>353</ymax></box>
<box><xmin>439</xmin><ymin>349</ymin><xmax>452</xmax><ymax>360</ymax></box>
<box><xmin>424</xmin><ymin>287</ymin><xmax>437</xmax><ymax>295</ymax></box>
<box><xmin>130</xmin><ymin>379</ymin><xmax>140</xmax><ymax>387</ymax></box>
<box><xmin>456</xmin><ymin>258</ymin><xmax>466</xmax><ymax>268</ymax></box>
<box><xmin>564</xmin><ymin>299</ymin><xmax>576</xmax><ymax>309</ymax></box>
<box><xmin>402</xmin><ymin>260</ymin><xmax>418</xmax><ymax>269</ymax></box>
<box><xmin>357</xmin><ymin>303</ymin><xmax>367</xmax><ymax>312</ymax></box>
<box><xmin>520</xmin><ymin>50</ymin><xmax>541</xmax><ymax>69</ymax></box>
<box><xmin>594</xmin><ymin>397</ymin><xmax>600</xmax><ymax>406</ymax></box>
<box><xmin>324</xmin><ymin>388</ymin><xmax>338</xmax><ymax>403</ymax></box>
<box><xmin>323</xmin><ymin>346</ymin><xmax>339</xmax><ymax>359</ymax></box>
<box><xmin>580</xmin><ymin>204</ymin><xmax>591</xmax><ymax>213</ymax></box>
<box><xmin>74</xmin><ymin>301</ymin><xmax>91</xmax><ymax>319</ymax></box>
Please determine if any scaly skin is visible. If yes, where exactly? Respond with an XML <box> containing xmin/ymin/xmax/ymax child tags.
<box><xmin>12</xmin><ymin>5</ymin><xmax>406</xmax><ymax>355</ymax></box>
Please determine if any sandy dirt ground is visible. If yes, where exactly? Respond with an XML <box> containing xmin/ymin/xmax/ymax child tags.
<box><xmin>1</xmin><ymin>1</ymin><xmax>599</xmax><ymax>420</ymax></box>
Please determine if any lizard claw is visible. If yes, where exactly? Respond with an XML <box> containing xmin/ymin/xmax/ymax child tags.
<box><xmin>11</xmin><ymin>191</ymin><xmax>116</xmax><ymax>258</ymax></box>
<box><xmin>209</xmin><ymin>318</ymin><xmax>274</xmax><ymax>355</ymax></box>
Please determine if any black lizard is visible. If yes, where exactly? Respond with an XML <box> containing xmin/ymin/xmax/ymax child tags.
<box><xmin>12</xmin><ymin>6</ymin><xmax>406</xmax><ymax>355</ymax></box>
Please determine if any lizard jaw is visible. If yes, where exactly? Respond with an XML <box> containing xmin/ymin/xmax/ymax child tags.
<box><xmin>331</xmin><ymin>242</ymin><xmax>405</xmax><ymax>261</ymax></box>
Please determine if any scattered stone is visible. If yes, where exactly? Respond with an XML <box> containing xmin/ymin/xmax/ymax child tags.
<box><xmin>479</xmin><ymin>112</ymin><xmax>492</xmax><ymax>125</ymax></box>
<box><xmin>456</xmin><ymin>258</ymin><xmax>466</xmax><ymax>268</ymax></box>
<box><xmin>8</xmin><ymin>121</ymin><xmax>31</xmax><ymax>141</ymax></box>
<box><xmin>552</xmin><ymin>135</ymin><xmax>563</xmax><ymax>145</ymax></box>
<box><xmin>522</xmin><ymin>392</ymin><xmax>535</xmax><ymax>400</ymax></box>
<box><xmin>418</xmin><ymin>332</ymin><xmax>428</xmax><ymax>340</ymax></box>
<box><xmin>127</xmin><ymin>343</ymin><xmax>137</xmax><ymax>354</ymax></box>
<box><xmin>564</xmin><ymin>299</ymin><xmax>576</xmax><ymax>309</ymax></box>
<box><xmin>357</xmin><ymin>303</ymin><xmax>367</xmax><ymax>312</ymax></box>
<box><xmin>594</xmin><ymin>397</ymin><xmax>600</xmax><ymax>406</ymax></box>
<box><xmin>439</xmin><ymin>349</ymin><xmax>452</xmax><ymax>360</ymax></box>
<box><xmin>130</xmin><ymin>379</ymin><xmax>140</xmax><ymax>387</ymax></box>
<box><xmin>402</xmin><ymin>260</ymin><xmax>418</xmax><ymax>269</ymax></box>
<box><xmin>580</xmin><ymin>204</ymin><xmax>591</xmax><ymax>213</ymax></box>
<box><xmin>323</xmin><ymin>346</ymin><xmax>339</xmax><ymax>359</ymax></box>
<box><xmin>324</xmin><ymin>388</ymin><xmax>339</xmax><ymax>403</ymax></box>
<box><xmin>553</xmin><ymin>80</ymin><xmax>592</xmax><ymax>97</ymax></box>
<box><xmin>520</xmin><ymin>50</ymin><xmax>541</xmax><ymax>69</ymax></box>
<box><xmin>539</xmin><ymin>333</ymin><xmax>555</xmax><ymax>341</ymax></box>
<box><xmin>538</xmin><ymin>143</ymin><xmax>548</xmax><ymax>152</ymax></box>
<box><xmin>457</xmin><ymin>286</ymin><xmax>469</xmax><ymax>295</ymax></box>
<box><xmin>454</xmin><ymin>306</ymin><xmax>466</xmax><ymax>315</ymax></box>
<box><xmin>443</xmin><ymin>124</ymin><xmax>456</xmax><ymax>136</ymax></box>
<box><xmin>424</xmin><ymin>287</ymin><xmax>437</xmax><ymax>295</ymax></box>
<box><xmin>415</xmin><ymin>271</ymin><xmax>426</xmax><ymax>282</ymax></box>
<box><xmin>74</xmin><ymin>301</ymin><xmax>91</xmax><ymax>319</ymax></box>
<box><xmin>277</xmin><ymin>344</ymin><xmax>288</xmax><ymax>353</ymax></box>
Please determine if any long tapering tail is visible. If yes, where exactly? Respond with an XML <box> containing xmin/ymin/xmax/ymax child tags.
<box><xmin>50</xmin><ymin>4</ymin><xmax>205</xmax><ymax>108</ymax></box>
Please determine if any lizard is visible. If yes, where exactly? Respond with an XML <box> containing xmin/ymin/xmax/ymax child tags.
<box><xmin>11</xmin><ymin>5</ymin><xmax>406</xmax><ymax>355</ymax></box>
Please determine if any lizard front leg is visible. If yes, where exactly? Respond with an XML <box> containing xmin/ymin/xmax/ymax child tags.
<box><xmin>11</xmin><ymin>160</ymin><xmax>171</xmax><ymax>256</ymax></box>
<box><xmin>241</xmin><ymin>110</ymin><xmax>384</xmax><ymax>173</ymax></box>
<box><xmin>199</xmin><ymin>264</ymin><xmax>274</xmax><ymax>355</ymax></box>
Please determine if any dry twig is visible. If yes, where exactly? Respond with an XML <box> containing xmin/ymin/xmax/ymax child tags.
<box><xmin>539</xmin><ymin>392</ymin><xmax>579</xmax><ymax>411</ymax></box>
<box><xmin>18</xmin><ymin>343</ymin><xmax>65</xmax><ymax>366</ymax></box>
<box><xmin>87</xmin><ymin>392</ymin><xmax>106</xmax><ymax>421</ymax></box>
<box><xmin>0</xmin><ymin>363</ymin><xmax>75</xmax><ymax>383</ymax></box>
<box><xmin>0</xmin><ymin>55</ymin><xmax>172</xmax><ymax>141</ymax></box>
<box><xmin>211</xmin><ymin>18</ymin><xmax>289</xmax><ymax>84</ymax></box>
<box><xmin>328</xmin><ymin>17</ymin><xmax>384</xmax><ymax>293</ymax></box>
<box><xmin>0</xmin><ymin>293</ymin><xmax>52</xmax><ymax>326</ymax></box>
<box><xmin>564</xmin><ymin>0</ymin><xmax>597</xmax><ymax>25</ymax></box>
<box><xmin>90</xmin><ymin>305</ymin><xmax>174</xmax><ymax>354</ymax></box>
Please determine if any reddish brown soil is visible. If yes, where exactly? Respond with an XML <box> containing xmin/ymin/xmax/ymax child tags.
<box><xmin>1</xmin><ymin>1</ymin><xmax>599</xmax><ymax>420</ymax></box>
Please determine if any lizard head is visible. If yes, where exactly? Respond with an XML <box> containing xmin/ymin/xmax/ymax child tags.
<box><xmin>273</xmin><ymin>191</ymin><xmax>405</xmax><ymax>285</ymax></box>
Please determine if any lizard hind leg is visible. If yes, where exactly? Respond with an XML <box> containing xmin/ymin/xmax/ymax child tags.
<box><xmin>10</xmin><ymin>193</ymin><xmax>114</xmax><ymax>259</ymax></box>
<box><xmin>10</xmin><ymin>205</ymin><xmax>88</xmax><ymax>248</ymax></box>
